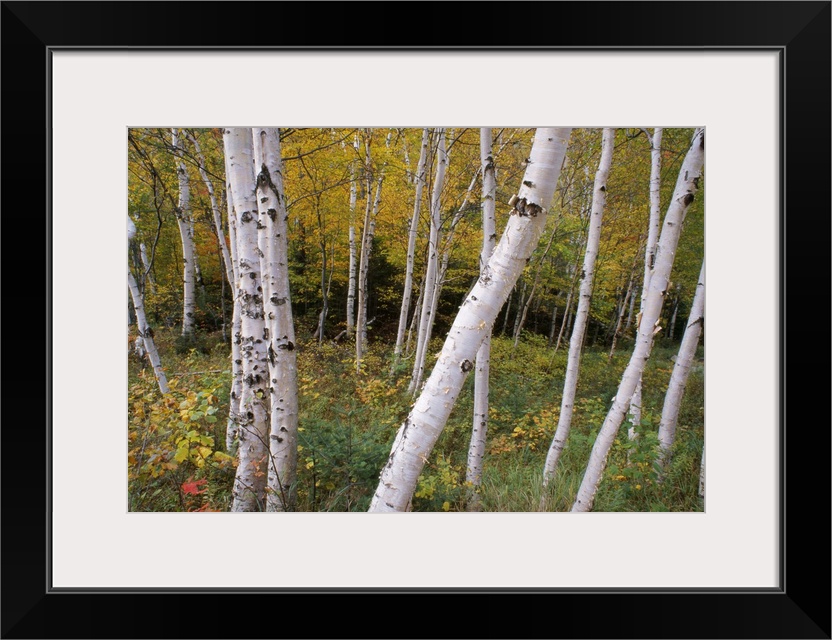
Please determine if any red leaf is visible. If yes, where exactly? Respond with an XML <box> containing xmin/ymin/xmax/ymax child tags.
<box><xmin>181</xmin><ymin>477</ymin><xmax>208</xmax><ymax>495</ymax></box>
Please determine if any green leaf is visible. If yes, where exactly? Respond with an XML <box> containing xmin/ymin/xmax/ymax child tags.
<box><xmin>205</xmin><ymin>415</ymin><xmax>217</xmax><ymax>423</ymax></box>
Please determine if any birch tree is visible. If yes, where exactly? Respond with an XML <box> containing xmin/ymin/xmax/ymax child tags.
<box><xmin>541</xmin><ymin>128</ymin><xmax>614</xmax><ymax>495</ymax></box>
<box><xmin>465</xmin><ymin>127</ymin><xmax>497</xmax><ymax>510</ymax></box>
<box><xmin>392</xmin><ymin>128</ymin><xmax>430</xmax><ymax>372</ymax></box>
<box><xmin>346</xmin><ymin>163</ymin><xmax>358</xmax><ymax>338</ymax></box>
<box><xmin>170</xmin><ymin>128</ymin><xmax>197</xmax><ymax>340</ymax></box>
<box><xmin>409</xmin><ymin>128</ymin><xmax>447</xmax><ymax>394</ymax></box>
<box><xmin>572</xmin><ymin>128</ymin><xmax>704</xmax><ymax>512</ymax></box>
<box><xmin>253</xmin><ymin>127</ymin><xmax>299</xmax><ymax>511</ymax></box>
<box><xmin>657</xmin><ymin>260</ymin><xmax>704</xmax><ymax>463</ymax></box>
<box><xmin>223</xmin><ymin>127</ymin><xmax>271</xmax><ymax>512</ymax></box>
<box><xmin>186</xmin><ymin>129</ymin><xmax>235</xmax><ymax>289</ymax></box>
<box><xmin>223</xmin><ymin>153</ymin><xmax>243</xmax><ymax>452</ymax></box>
<box><xmin>356</xmin><ymin>172</ymin><xmax>384</xmax><ymax>372</ymax></box>
<box><xmin>369</xmin><ymin>127</ymin><xmax>572</xmax><ymax>512</ymax></box>
<box><xmin>128</xmin><ymin>217</ymin><xmax>169</xmax><ymax>394</ymax></box>
<box><xmin>629</xmin><ymin>128</ymin><xmax>663</xmax><ymax>439</ymax></box>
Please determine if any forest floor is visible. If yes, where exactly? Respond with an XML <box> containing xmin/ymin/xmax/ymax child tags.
<box><xmin>128</xmin><ymin>329</ymin><xmax>704</xmax><ymax>512</ymax></box>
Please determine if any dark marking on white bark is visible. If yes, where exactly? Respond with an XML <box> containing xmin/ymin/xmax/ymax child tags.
<box><xmin>240</xmin><ymin>211</ymin><xmax>253</xmax><ymax>223</ymax></box>
<box><xmin>460</xmin><ymin>359</ymin><xmax>473</xmax><ymax>372</ymax></box>
<box><xmin>683</xmin><ymin>193</ymin><xmax>695</xmax><ymax>206</ymax></box>
<box><xmin>599</xmin><ymin>185</ymin><xmax>606</xmax><ymax>192</ymax></box>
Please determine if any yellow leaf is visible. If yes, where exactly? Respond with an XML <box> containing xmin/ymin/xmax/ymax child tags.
<box><xmin>442</xmin><ymin>501</ymin><xmax>450</xmax><ymax>512</ymax></box>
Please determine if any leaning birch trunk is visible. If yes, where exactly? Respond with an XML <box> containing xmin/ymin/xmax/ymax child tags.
<box><xmin>657</xmin><ymin>260</ymin><xmax>704</xmax><ymax>464</ymax></box>
<box><xmin>629</xmin><ymin>128</ymin><xmax>663</xmax><ymax>440</ymax></box>
<box><xmin>392</xmin><ymin>128</ymin><xmax>430</xmax><ymax>372</ymax></box>
<box><xmin>541</xmin><ymin>128</ymin><xmax>614</xmax><ymax>497</ymax></box>
<box><xmin>466</xmin><ymin>127</ymin><xmax>497</xmax><ymax>511</ymax></box>
<box><xmin>369</xmin><ymin>127</ymin><xmax>571</xmax><ymax>512</ymax></box>
<box><xmin>127</xmin><ymin>217</ymin><xmax>168</xmax><ymax>394</ymax></box>
<box><xmin>223</xmin><ymin>128</ymin><xmax>271</xmax><ymax>512</ymax></box>
<box><xmin>409</xmin><ymin>128</ymin><xmax>447</xmax><ymax>394</ymax></box>
<box><xmin>253</xmin><ymin>128</ymin><xmax>299</xmax><ymax>511</ymax></box>
<box><xmin>572</xmin><ymin>128</ymin><xmax>704</xmax><ymax>512</ymax></box>
<box><xmin>224</xmin><ymin>160</ymin><xmax>243</xmax><ymax>452</ymax></box>
<box><xmin>346</xmin><ymin>167</ymin><xmax>358</xmax><ymax>338</ymax></box>
<box><xmin>356</xmin><ymin>174</ymin><xmax>383</xmax><ymax>372</ymax></box>
<box><xmin>171</xmin><ymin>128</ymin><xmax>196</xmax><ymax>340</ymax></box>
<box><xmin>186</xmin><ymin>130</ymin><xmax>235</xmax><ymax>289</ymax></box>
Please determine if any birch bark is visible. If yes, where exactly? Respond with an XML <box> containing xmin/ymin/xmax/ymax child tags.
<box><xmin>171</xmin><ymin>129</ymin><xmax>196</xmax><ymax>340</ymax></box>
<box><xmin>346</xmin><ymin>166</ymin><xmax>358</xmax><ymax>338</ymax></box>
<box><xmin>658</xmin><ymin>260</ymin><xmax>704</xmax><ymax>462</ymax></box>
<box><xmin>392</xmin><ymin>128</ymin><xmax>430</xmax><ymax>371</ymax></box>
<box><xmin>409</xmin><ymin>128</ymin><xmax>447</xmax><ymax>394</ymax></box>
<box><xmin>369</xmin><ymin>128</ymin><xmax>571</xmax><ymax>512</ymax></box>
<box><xmin>541</xmin><ymin>128</ymin><xmax>614</xmax><ymax>492</ymax></box>
<box><xmin>253</xmin><ymin>128</ymin><xmax>299</xmax><ymax>511</ymax></box>
<box><xmin>356</xmin><ymin>173</ymin><xmax>384</xmax><ymax>372</ymax></box>
<box><xmin>186</xmin><ymin>129</ymin><xmax>235</xmax><ymax>289</ymax></box>
<box><xmin>128</xmin><ymin>217</ymin><xmax>168</xmax><ymax>394</ymax></box>
<box><xmin>572</xmin><ymin>128</ymin><xmax>704</xmax><ymax>512</ymax></box>
<box><xmin>223</xmin><ymin>128</ymin><xmax>271</xmax><ymax>512</ymax></box>
<box><xmin>465</xmin><ymin>127</ymin><xmax>497</xmax><ymax>510</ymax></box>
<box><xmin>629</xmin><ymin>128</ymin><xmax>663</xmax><ymax>439</ymax></box>
<box><xmin>224</xmin><ymin>155</ymin><xmax>243</xmax><ymax>452</ymax></box>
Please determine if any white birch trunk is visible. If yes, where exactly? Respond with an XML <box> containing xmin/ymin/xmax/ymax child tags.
<box><xmin>541</xmin><ymin>128</ymin><xmax>614</xmax><ymax>491</ymax></box>
<box><xmin>369</xmin><ymin>127</ymin><xmax>571</xmax><ymax>512</ymax></box>
<box><xmin>393</xmin><ymin>128</ymin><xmax>430</xmax><ymax>370</ymax></box>
<box><xmin>223</xmin><ymin>128</ymin><xmax>271</xmax><ymax>512</ymax></box>
<box><xmin>346</xmin><ymin>168</ymin><xmax>358</xmax><ymax>338</ymax></box>
<box><xmin>128</xmin><ymin>218</ymin><xmax>168</xmax><ymax>394</ymax></box>
<box><xmin>186</xmin><ymin>130</ymin><xmax>235</xmax><ymax>289</ymax></box>
<box><xmin>224</xmin><ymin>161</ymin><xmax>243</xmax><ymax>452</ymax></box>
<box><xmin>356</xmin><ymin>173</ymin><xmax>384</xmax><ymax>372</ymax></box>
<box><xmin>409</xmin><ymin>129</ymin><xmax>447</xmax><ymax>394</ymax></box>
<box><xmin>252</xmin><ymin>128</ymin><xmax>299</xmax><ymax>511</ymax></box>
<box><xmin>171</xmin><ymin>129</ymin><xmax>196</xmax><ymax>340</ymax></box>
<box><xmin>466</xmin><ymin>127</ymin><xmax>497</xmax><ymax>511</ymax></box>
<box><xmin>699</xmin><ymin>448</ymin><xmax>705</xmax><ymax>498</ymax></box>
<box><xmin>572</xmin><ymin>128</ymin><xmax>704</xmax><ymax>512</ymax></box>
<box><xmin>629</xmin><ymin>128</ymin><xmax>663</xmax><ymax>438</ymax></box>
<box><xmin>657</xmin><ymin>260</ymin><xmax>704</xmax><ymax>462</ymax></box>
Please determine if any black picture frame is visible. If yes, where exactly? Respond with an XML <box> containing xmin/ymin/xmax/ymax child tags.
<box><xmin>2</xmin><ymin>2</ymin><xmax>829</xmax><ymax>638</ymax></box>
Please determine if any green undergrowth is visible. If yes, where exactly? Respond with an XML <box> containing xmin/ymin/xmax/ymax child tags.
<box><xmin>128</xmin><ymin>329</ymin><xmax>704</xmax><ymax>512</ymax></box>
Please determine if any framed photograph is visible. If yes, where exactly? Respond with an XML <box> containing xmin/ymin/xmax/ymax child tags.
<box><xmin>3</xmin><ymin>2</ymin><xmax>828</xmax><ymax>638</ymax></box>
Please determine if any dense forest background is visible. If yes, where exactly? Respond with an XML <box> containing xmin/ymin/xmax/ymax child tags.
<box><xmin>127</xmin><ymin>127</ymin><xmax>704</xmax><ymax>512</ymax></box>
